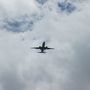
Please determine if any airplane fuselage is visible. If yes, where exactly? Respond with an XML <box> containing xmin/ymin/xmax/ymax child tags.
<box><xmin>40</xmin><ymin>42</ymin><xmax>46</xmax><ymax>53</ymax></box>
<box><xmin>42</xmin><ymin>42</ymin><xmax>45</xmax><ymax>47</ymax></box>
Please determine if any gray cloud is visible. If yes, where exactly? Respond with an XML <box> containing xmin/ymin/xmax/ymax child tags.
<box><xmin>0</xmin><ymin>71</ymin><xmax>25</xmax><ymax>90</ymax></box>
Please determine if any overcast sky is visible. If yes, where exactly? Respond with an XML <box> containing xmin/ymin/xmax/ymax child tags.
<box><xmin>0</xmin><ymin>0</ymin><xmax>90</xmax><ymax>90</ymax></box>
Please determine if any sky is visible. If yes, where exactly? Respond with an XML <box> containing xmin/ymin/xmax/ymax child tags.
<box><xmin>0</xmin><ymin>0</ymin><xmax>90</xmax><ymax>90</ymax></box>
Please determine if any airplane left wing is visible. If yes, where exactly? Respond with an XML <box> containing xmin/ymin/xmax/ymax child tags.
<box><xmin>31</xmin><ymin>47</ymin><xmax>40</xmax><ymax>49</ymax></box>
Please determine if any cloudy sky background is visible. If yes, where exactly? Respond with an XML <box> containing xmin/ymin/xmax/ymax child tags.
<box><xmin>0</xmin><ymin>0</ymin><xmax>90</xmax><ymax>90</ymax></box>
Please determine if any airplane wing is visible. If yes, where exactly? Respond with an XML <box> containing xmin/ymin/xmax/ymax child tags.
<box><xmin>31</xmin><ymin>47</ymin><xmax>40</xmax><ymax>49</ymax></box>
<box><xmin>45</xmin><ymin>47</ymin><xmax>54</xmax><ymax>49</ymax></box>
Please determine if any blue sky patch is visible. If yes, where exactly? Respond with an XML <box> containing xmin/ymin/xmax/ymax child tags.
<box><xmin>3</xmin><ymin>19</ymin><xmax>33</xmax><ymax>32</ymax></box>
<box><xmin>58</xmin><ymin>1</ymin><xmax>76</xmax><ymax>13</ymax></box>
<box><xmin>36</xmin><ymin>0</ymin><xmax>47</xmax><ymax>5</ymax></box>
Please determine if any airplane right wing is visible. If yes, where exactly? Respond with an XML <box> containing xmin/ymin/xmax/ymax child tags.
<box><xmin>45</xmin><ymin>47</ymin><xmax>54</xmax><ymax>49</ymax></box>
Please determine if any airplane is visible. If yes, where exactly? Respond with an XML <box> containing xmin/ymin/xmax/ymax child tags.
<box><xmin>31</xmin><ymin>41</ymin><xmax>54</xmax><ymax>53</ymax></box>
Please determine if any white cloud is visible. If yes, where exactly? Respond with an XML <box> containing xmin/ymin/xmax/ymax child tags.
<box><xmin>0</xmin><ymin>0</ymin><xmax>90</xmax><ymax>90</ymax></box>
<box><xmin>0</xmin><ymin>0</ymin><xmax>38</xmax><ymax>18</ymax></box>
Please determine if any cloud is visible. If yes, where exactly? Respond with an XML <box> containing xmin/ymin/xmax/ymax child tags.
<box><xmin>62</xmin><ymin>37</ymin><xmax>90</xmax><ymax>90</ymax></box>
<box><xmin>0</xmin><ymin>70</ymin><xmax>25</xmax><ymax>90</ymax></box>
<box><xmin>0</xmin><ymin>0</ymin><xmax>39</xmax><ymax>18</ymax></box>
<box><xmin>0</xmin><ymin>0</ymin><xmax>90</xmax><ymax>90</ymax></box>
